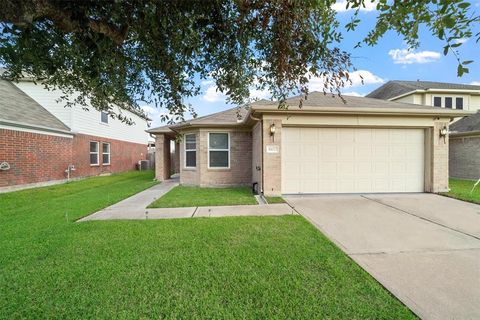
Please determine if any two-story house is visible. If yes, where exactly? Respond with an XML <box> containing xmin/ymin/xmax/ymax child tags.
<box><xmin>0</xmin><ymin>77</ymin><xmax>150</xmax><ymax>191</ymax></box>
<box><xmin>368</xmin><ymin>80</ymin><xmax>480</xmax><ymax>180</ymax></box>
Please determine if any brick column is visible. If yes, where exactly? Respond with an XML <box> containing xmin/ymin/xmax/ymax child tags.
<box><xmin>262</xmin><ymin>118</ymin><xmax>282</xmax><ymax>196</ymax></box>
<box><xmin>174</xmin><ymin>141</ymin><xmax>180</xmax><ymax>173</ymax></box>
<box><xmin>155</xmin><ymin>134</ymin><xmax>171</xmax><ymax>181</ymax></box>
<box><xmin>431</xmin><ymin>121</ymin><xmax>449</xmax><ymax>192</ymax></box>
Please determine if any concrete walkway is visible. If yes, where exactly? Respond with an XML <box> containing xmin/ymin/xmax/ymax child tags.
<box><xmin>79</xmin><ymin>179</ymin><xmax>294</xmax><ymax>221</ymax></box>
<box><xmin>287</xmin><ymin>193</ymin><xmax>480</xmax><ymax>320</ymax></box>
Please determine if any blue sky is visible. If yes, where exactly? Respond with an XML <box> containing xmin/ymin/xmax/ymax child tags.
<box><xmin>144</xmin><ymin>1</ymin><xmax>480</xmax><ymax>127</ymax></box>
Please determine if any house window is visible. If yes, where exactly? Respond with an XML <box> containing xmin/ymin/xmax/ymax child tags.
<box><xmin>433</xmin><ymin>97</ymin><xmax>442</xmax><ymax>107</ymax></box>
<box><xmin>456</xmin><ymin>97</ymin><xmax>464</xmax><ymax>110</ymax></box>
<box><xmin>184</xmin><ymin>134</ymin><xmax>196</xmax><ymax>168</ymax></box>
<box><xmin>102</xmin><ymin>143</ymin><xmax>110</xmax><ymax>165</ymax></box>
<box><xmin>208</xmin><ymin>132</ymin><xmax>229</xmax><ymax>168</ymax></box>
<box><xmin>90</xmin><ymin>141</ymin><xmax>99</xmax><ymax>165</ymax></box>
<box><xmin>101</xmin><ymin>111</ymin><xmax>109</xmax><ymax>124</ymax></box>
<box><xmin>445</xmin><ymin>97</ymin><xmax>453</xmax><ymax>109</ymax></box>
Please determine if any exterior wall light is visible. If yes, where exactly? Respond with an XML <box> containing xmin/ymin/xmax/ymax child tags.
<box><xmin>439</xmin><ymin>126</ymin><xmax>448</xmax><ymax>137</ymax></box>
<box><xmin>270</xmin><ymin>123</ymin><xmax>276</xmax><ymax>135</ymax></box>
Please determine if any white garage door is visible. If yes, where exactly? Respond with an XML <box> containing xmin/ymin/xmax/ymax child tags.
<box><xmin>282</xmin><ymin>127</ymin><xmax>425</xmax><ymax>194</ymax></box>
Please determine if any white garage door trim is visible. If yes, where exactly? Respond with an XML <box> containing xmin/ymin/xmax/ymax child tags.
<box><xmin>282</xmin><ymin>127</ymin><xmax>425</xmax><ymax>194</ymax></box>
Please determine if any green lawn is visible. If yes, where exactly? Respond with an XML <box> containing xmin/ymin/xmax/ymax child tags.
<box><xmin>148</xmin><ymin>185</ymin><xmax>257</xmax><ymax>208</ymax></box>
<box><xmin>264</xmin><ymin>196</ymin><xmax>286</xmax><ymax>204</ymax></box>
<box><xmin>0</xmin><ymin>171</ymin><xmax>415</xmax><ymax>319</ymax></box>
<box><xmin>442</xmin><ymin>178</ymin><xmax>480</xmax><ymax>204</ymax></box>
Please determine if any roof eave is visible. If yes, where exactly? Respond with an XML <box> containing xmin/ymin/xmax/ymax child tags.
<box><xmin>0</xmin><ymin>118</ymin><xmax>74</xmax><ymax>135</ymax></box>
<box><xmin>449</xmin><ymin>130</ymin><xmax>480</xmax><ymax>138</ymax></box>
<box><xmin>251</xmin><ymin>106</ymin><xmax>473</xmax><ymax>118</ymax></box>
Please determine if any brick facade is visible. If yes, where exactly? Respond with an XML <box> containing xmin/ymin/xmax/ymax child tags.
<box><xmin>0</xmin><ymin>129</ymin><xmax>147</xmax><ymax>189</ymax></box>
<box><xmin>0</xmin><ymin>129</ymin><xmax>73</xmax><ymax>187</ymax></box>
<box><xmin>431</xmin><ymin>121</ymin><xmax>450</xmax><ymax>192</ymax></box>
<box><xmin>178</xmin><ymin>129</ymin><xmax>252</xmax><ymax>187</ymax></box>
<box><xmin>449</xmin><ymin>134</ymin><xmax>480</xmax><ymax>180</ymax></box>
<box><xmin>262</xmin><ymin>118</ymin><xmax>282</xmax><ymax>196</ymax></box>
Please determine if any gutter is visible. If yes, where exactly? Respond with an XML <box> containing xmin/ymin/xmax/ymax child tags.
<box><xmin>449</xmin><ymin>130</ymin><xmax>480</xmax><ymax>138</ymax></box>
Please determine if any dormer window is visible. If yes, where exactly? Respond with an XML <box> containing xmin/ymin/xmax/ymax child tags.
<box><xmin>433</xmin><ymin>97</ymin><xmax>441</xmax><ymax>107</ymax></box>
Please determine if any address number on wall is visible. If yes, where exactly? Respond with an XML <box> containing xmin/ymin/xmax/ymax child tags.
<box><xmin>266</xmin><ymin>145</ymin><xmax>279</xmax><ymax>154</ymax></box>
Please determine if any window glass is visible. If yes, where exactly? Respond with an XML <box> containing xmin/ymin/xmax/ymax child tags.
<box><xmin>102</xmin><ymin>143</ymin><xmax>110</xmax><ymax>164</ymax></box>
<box><xmin>433</xmin><ymin>97</ymin><xmax>442</xmax><ymax>107</ymax></box>
<box><xmin>90</xmin><ymin>141</ymin><xmax>99</xmax><ymax>165</ymax></box>
<box><xmin>185</xmin><ymin>134</ymin><xmax>196</xmax><ymax>168</ymax></box>
<box><xmin>209</xmin><ymin>133</ymin><xmax>229</xmax><ymax>168</ymax></box>
<box><xmin>445</xmin><ymin>97</ymin><xmax>453</xmax><ymax>108</ymax></box>
<box><xmin>101</xmin><ymin>111</ymin><xmax>109</xmax><ymax>123</ymax></box>
<box><xmin>456</xmin><ymin>97</ymin><xmax>464</xmax><ymax>110</ymax></box>
<box><xmin>209</xmin><ymin>133</ymin><xmax>229</xmax><ymax>149</ymax></box>
<box><xmin>209</xmin><ymin>151</ymin><xmax>229</xmax><ymax>167</ymax></box>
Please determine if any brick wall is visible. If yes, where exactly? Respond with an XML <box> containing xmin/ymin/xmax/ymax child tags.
<box><xmin>0</xmin><ymin>129</ymin><xmax>147</xmax><ymax>188</ymax></box>
<box><xmin>0</xmin><ymin>129</ymin><xmax>73</xmax><ymax>187</ymax></box>
<box><xmin>72</xmin><ymin>133</ymin><xmax>147</xmax><ymax>177</ymax></box>
<box><xmin>449</xmin><ymin>135</ymin><xmax>480</xmax><ymax>180</ymax></box>
<box><xmin>431</xmin><ymin>121</ymin><xmax>450</xmax><ymax>192</ymax></box>
<box><xmin>178</xmin><ymin>129</ymin><xmax>252</xmax><ymax>187</ymax></box>
<box><xmin>262</xmin><ymin>119</ymin><xmax>282</xmax><ymax>196</ymax></box>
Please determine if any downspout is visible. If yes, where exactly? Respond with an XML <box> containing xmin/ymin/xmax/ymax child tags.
<box><xmin>249</xmin><ymin>112</ymin><xmax>264</xmax><ymax>194</ymax></box>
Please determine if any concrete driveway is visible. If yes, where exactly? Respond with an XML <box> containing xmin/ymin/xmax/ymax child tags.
<box><xmin>286</xmin><ymin>193</ymin><xmax>480</xmax><ymax>320</ymax></box>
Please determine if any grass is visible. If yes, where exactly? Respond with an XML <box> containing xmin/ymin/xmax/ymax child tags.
<box><xmin>442</xmin><ymin>178</ymin><xmax>480</xmax><ymax>204</ymax></box>
<box><xmin>148</xmin><ymin>185</ymin><xmax>257</xmax><ymax>208</ymax></box>
<box><xmin>264</xmin><ymin>196</ymin><xmax>286</xmax><ymax>204</ymax></box>
<box><xmin>0</xmin><ymin>171</ymin><xmax>415</xmax><ymax>319</ymax></box>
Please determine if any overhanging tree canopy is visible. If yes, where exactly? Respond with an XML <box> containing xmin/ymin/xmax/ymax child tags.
<box><xmin>0</xmin><ymin>0</ymin><xmax>478</xmax><ymax>123</ymax></box>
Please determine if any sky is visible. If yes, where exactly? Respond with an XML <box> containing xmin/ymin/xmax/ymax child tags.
<box><xmin>144</xmin><ymin>1</ymin><xmax>480</xmax><ymax>127</ymax></box>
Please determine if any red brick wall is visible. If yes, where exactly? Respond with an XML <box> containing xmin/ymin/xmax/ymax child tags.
<box><xmin>0</xmin><ymin>129</ymin><xmax>73</xmax><ymax>187</ymax></box>
<box><xmin>0</xmin><ymin>129</ymin><xmax>148</xmax><ymax>188</ymax></box>
<box><xmin>72</xmin><ymin>133</ymin><xmax>147</xmax><ymax>177</ymax></box>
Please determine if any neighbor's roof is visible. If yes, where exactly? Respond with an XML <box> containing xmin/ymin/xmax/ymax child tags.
<box><xmin>147</xmin><ymin>91</ymin><xmax>469</xmax><ymax>133</ymax></box>
<box><xmin>366</xmin><ymin>80</ymin><xmax>480</xmax><ymax>100</ymax></box>
<box><xmin>450</xmin><ymin>111</ymin><xmax>480</xmax><ymax>134</ymax></box>
<box><xmin>0</xmin><ymin>80</ymin><xmax>72</xmax><ymax>133</ymax></box>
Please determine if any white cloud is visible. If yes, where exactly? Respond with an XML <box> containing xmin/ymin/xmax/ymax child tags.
<box><xmin>453</xmin><ymin>38</ymin><xmax>469</xmax><ymax>45</ymax></box>
<box><xmin>203</xmin><ymin>85</ymin><xmax>227</xmax><ymax>102</ymax></box>
<box><xmin>470</xmin><ymin>81</ymin><xmax>480</xmax><ymax>85</ymax></box>
<box><xmin>332</xmin><ymin>0</ymin><xmax>377</xmax><ymax>12</ymax></box>
<box><xmin>342</xmin><ymin>91</ymin><xmax>364</xmax><ymax>97</ymax></box>
<box><xmin>307</xmin><ymin>70</ymin><xmax>384</xmax><ymax>91</ymax></box>
<box><xmin>388</xmin><ymin>49</ymin><xmax>441</xmax><ymax>64</ymax></box>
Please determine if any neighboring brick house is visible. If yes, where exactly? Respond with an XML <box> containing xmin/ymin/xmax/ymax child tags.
<box><xmin>0</xmin><ymin>79</ymin><xmax>149</xmax><ymax>191</ymax></box>
<box><xmin>449</xmin><ymin>113</ymin><xmax>480</xmax><ymax>180</ymax></box>
<box><xmin>148</xmin><ymin>92</ymin><xmax>467</xmax><ymax>196</ymax></box>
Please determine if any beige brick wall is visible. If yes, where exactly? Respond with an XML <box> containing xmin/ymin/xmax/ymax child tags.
<box><xmin>154</xmin><ymin>134</ymin><xmax>171</xmax><ymax>181</ymax></box>
<box><xmin>252</xmin><ymin>122</ymin><xmax>263</xmax><ymax>193</ymax></box>
<box><xmin>431</xmin><ymin>121</ymin><xmax>450</xmax><ymax>192</ymax></box>
<box><xmin>449</xmin><ymin>135</ymin><xmax>480</xmax><ymax>180</ymax></box>
<box><xmin>262</xmin><ymin>118</ymin><xmax>282</xmax><ymax>196</ymax></box>
<box><xmin>178</xmin><ymin>128</ymin><xmax>252</xmax><ymax>187</ymax></box>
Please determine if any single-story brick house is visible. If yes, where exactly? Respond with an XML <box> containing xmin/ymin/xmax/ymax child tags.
<box><xmin>449</xmin><ymin>111</ymin><xmax>480</xmax><ymax>180</ymax></box>
<box><xmin>147</xmin><ymin>92</ymin><xmax>468</xmax><ymax>196</ymax></box>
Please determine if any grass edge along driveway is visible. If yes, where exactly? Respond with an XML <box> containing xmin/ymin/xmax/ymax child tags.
<box><xmin>442</xmin><ymin>178</ymin><xmax>480</xmax><ymax>204</ymax></box>
<box><xmin>1</xmin><ymin>171</ymin><xmax>415</xmax><ymax>319</ymax></box>
<box><xmin>148</xmin><ymin>185</ymin><xmax>258</xmax><ymax>208</ymax></box>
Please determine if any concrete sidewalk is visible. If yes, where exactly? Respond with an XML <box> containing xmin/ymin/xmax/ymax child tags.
<box><xmin>79</xmin><ymin>179</ymin><xmax>295</xmax><ymax>221</ymax></box>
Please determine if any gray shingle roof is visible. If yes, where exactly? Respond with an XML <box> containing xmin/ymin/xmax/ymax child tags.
<box><xmin>450</xmin><ymin>112</ymin><xmax>480</xmax><ymax>133</ymax></box>
<box><xmin>0</xmin><ymin>80</ymin><xmax>71</xmax><ymax>132</ymax></box>
<box><xmin>366</xmin><ymin>80</ymin><xmax>480</xmax><ymax>100</ymax></box>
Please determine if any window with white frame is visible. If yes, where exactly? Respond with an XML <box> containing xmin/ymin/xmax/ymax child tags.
<box><xmin>208</xmin><ymin>132</ymin><xmax>229</xmax><ymax>168</ymax></box>
<box><xmin>433</xmin><ymin>96</ymin><xmax>442</xmax><ymax>107</ymax></box>
<box><xmin>101</xmin><ymin>111</ymin><xmax>109</xmax><ymax>124</ymax></box>
<box><xmin>456</xmin><ymin>97</ymin><xmax>464</xmax><ymax>110</ymax></box>
<box><xmin>445</xmin><ymin>97</ymin><xmax>453</xmax><ymax>109</ymax></box>
<box><xmin>102</xmin><ymin>143</ymin><xmax>110</xmax><ymax>165</ymax></box>
<box><xmin>185</xmin><ymin>134</ymin><xmax>196</xmax><ymax>168</ymax></box>
<box><xmin>90</xmin><ymin>141</ymin><xmax>99</xmax><ymax>165</ymax></box>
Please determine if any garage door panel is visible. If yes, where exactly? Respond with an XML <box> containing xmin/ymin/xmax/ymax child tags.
<box><xmin>282</xmin><ymin>127</ymin><xmax>424</xmax><ymax>194</ymax></box>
